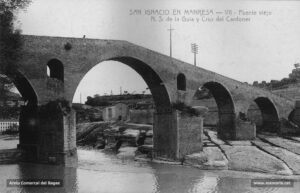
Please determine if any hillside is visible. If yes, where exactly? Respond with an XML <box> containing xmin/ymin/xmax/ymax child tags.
<box><xmin>253</xmin><ymin>66</ymin><xmax>300</xmax><ymax>101</ymax></box>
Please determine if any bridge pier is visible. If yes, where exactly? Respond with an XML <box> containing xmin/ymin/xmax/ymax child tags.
<box><xmin>235</xmin><ymin>119</ymin><xmax>256</xmax><ymax>140</ymax></box>
<box><xmin>19</xmin><ymin>105</ymin><xmax>203</xmax><ymax>164</ymax></box>
<box><xmin>217</xmin><ymin>112</ymin><xmax>236</xmax><ymax>140</ymax></box>
<box><xmin>18</xmin><ymin>105</ymin><xmax>39</xmax><ymax>162</ymax></box>
<box><xmin>218</xmin><ymin>112</ymin><xmax>257</xmax><ymax>141</ymax></box>
<box><xmin>18</xmin><ymin>103</ymin><xmax>77</xmax><ymax>167</ymax></box>
<box><xmin>289</xmin><ymin>101</ymin><xmax>300</xmax><ymax>129</ymax></box>
<box><xmin>153</xmin><ymin>109</ymin><xmax>204</xmax><ymax>160</ymax></box>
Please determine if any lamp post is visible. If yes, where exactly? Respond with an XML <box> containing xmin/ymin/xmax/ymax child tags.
<box><xmin>168</xmin><ymin>24</ymin><xmax>175</xmax><ymax>58</ymax></box>
<box><xmin>191</xmin><ymin>43</ymin><xmax>198</xmax><ymax>66</ymax></box>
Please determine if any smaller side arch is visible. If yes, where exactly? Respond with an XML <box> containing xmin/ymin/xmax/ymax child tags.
<box><xmin>288</xmin><ymin>109</ymin><xmax>295</xmax><ymax>121</ymax></box>
<box><xmin>288</xmin><ymin>109</ymin><xmax>295</xmax><ymax>123</ymax></box>
<box><xmin>251</xmin><ymin>97</ymin><xmax>280</xmax><ymax>133</ymax></box>
<box><xmin>177</xmin><ymin>73</ymin><xmax>186</xmax><ymax>91</ymax></box>
<box><xmin>47</xmin><ymin>59</ymin><xmax>64</xmax><ymax>82</ymax></box>
<box><xmin>202</xmin><ymin>81</ymin><xmax>236</xmax><ymax>140</ymax></box>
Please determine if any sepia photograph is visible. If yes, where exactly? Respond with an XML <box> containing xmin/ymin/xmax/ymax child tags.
<box><xmin>1</xmin><ymin>0</ymin><xmax>300</xmax><ymax>192</ymax></box>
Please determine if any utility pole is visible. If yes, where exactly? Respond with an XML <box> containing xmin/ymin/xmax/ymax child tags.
<box><xmin>167</xmin><ymin>24</ymin><xmax>175</xmax><ymax>58</ymax></box>
<box><xmin>191</xmin><ymin>43</ymin><xmax>198</xmax><ymax>66</ymax></box>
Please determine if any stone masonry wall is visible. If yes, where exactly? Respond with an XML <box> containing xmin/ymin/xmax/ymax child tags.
<box><xmin>153</xmin><ymin>111</ymin><xmax>177</xmax><ymax>159</ymax></box>
<box><xmin>63</xmin><ymin>110</ymin><xmax>77</xmax><ymax>166</ymax></box>
<box><xmin>153</xmin><ymin>110</ymin><xmax>204</xmax><ymax>160</ymax></box>
<box><xmin>38</xmin><ymin>112</ymin><xmax>64</xmax><ymax>164</ymax></box>
<box><xmin>177</xmin><ymin>111</ymin><xmax>203</xmax><ymax>159</ymax></box>
<box><xmin>37</xmin><ymin>109</ymin><xmax>77</xmax><ymax>166</ymax></box>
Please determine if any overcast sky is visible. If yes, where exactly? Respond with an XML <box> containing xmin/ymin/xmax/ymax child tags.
<box><xmin>16</xmin><ymin>0</ymin><xmax>300</xmax><ymax>102</ymax></box>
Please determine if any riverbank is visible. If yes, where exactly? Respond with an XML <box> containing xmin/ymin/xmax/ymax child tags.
<box><xmin>1</xmin><ymin>133</ymin><xmax>299</xmax><ymax>183</ymax></box>
<box><xmin>1</xmin><ymin>147</ymin><xmax>300</xmax><ymax>193</ymax></box>
<box><xmin>76</xmin><ymin>121</ymin><xmax>153</xmax><ymax>151</ymax></box>
<box><xmin>76</xmin><ymin>122</ymin><xmax>300</xmax><ymax>177</ymax></box>
<box><xmin>137</xmin><ymin>128</ymin><xmax>300</xmax><ymax>177</ymax></box>
<box><xmin>78</xmin><ymin>145</ymin><xmax>300</xmax><ymax>181</ymax></box>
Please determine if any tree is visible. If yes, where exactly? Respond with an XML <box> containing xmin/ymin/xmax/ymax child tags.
<box><xmin>85</xmin><ymin>95</ymin><xmax>111</xmax><ymax>107</ymax></box>
<box><xmin>0</xmin><ymin>0</ymin><xmax>31</xmax><ymax>100</ymax></box>
<box><xmin>0</xmin><ymin>0</ymin><xmax>31</xmax><ymax>75</ymax></box>
<box><xmin>0</xmin><ymin>74</ymin><xmax>14</xmax><ymax>101</ymax></box>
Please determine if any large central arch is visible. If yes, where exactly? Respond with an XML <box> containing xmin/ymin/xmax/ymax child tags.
<box><xmin>72</xmin><ymin>57</ymin><xmax>171</xmax><ymax>111</ymax></box>
<box><xmin>72</xmin><ymin>56</ymin><xmax>175</xmax><ymax>157</ymax></box>
<box><xmin>110</xmin><ymin>57</ymin><xmax>171</xmax><ymax>110</ymax></box>
<box><xmin>202</xmin><ymin>81</ymin><xmax>236</xmax><ymax>140</ymax></box>
<box><xmin>0</xmin><ymin>70</ymin><xmax>38</xmax><ymax>159</ymax></box>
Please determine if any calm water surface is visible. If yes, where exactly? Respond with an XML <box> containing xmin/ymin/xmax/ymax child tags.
<box><xmin>1</xmin><ymin>147</ymin><xmax>300</xmax><ymax>193</ymax></box>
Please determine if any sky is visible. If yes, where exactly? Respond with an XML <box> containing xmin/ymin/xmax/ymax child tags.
<box><xmin>15</xmin><ymin>0</ymin><xmax>300</xmax><ymax>103</ymax></box>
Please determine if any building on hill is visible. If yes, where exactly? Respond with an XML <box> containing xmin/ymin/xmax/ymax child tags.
<box><xmin>72</xmin><ymin>103</ymin><xmax>103</xmax><ymax>123</ymax></box>
<box><xmin>0</xmin><ymin>119</ymin><xmax>19</xmax><ymax>133</ymax></box>
<box><xmin>102</xmin><ymin>103</ymin><xmax>128</xmax><ymax>122</ymax></box>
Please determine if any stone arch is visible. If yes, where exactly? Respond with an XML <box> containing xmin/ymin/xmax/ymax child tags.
<box><xmin>13</xmin><ymin>71</ymin><xmax>38</xmax><ymax>105</ymax></box>
<box><xmin>250</xmin><ymin>97</ymin><xmax>280</xmax><ymax>133</ymax></box>
<box><xmin>1</xmin><ymin>71</ymin><xmax>38</xmax><ymax>150</ymax></box>
<box><xmin>202</xmin><ymin>81</ymin><xmax>236</xmax><ymax>140</ymax></box>
<box><xmin>47</xmin><ymin>59</ymin><xmax>64</xmax><ymax>82</ymax></box>
<box><xmin>1</xmin><ymin>71</ymin><xmax>38</xmax><ymax>105</ymax></box>
<box><xmin>72</xmin><ymin>56</ymin><xmax>172</xmax><ymax>113</ymax></box>
<box><xmin>72</xmin><ymin>56</ymin><xmax>174</xmax><ymax>157</ymax></box>
<box><xmin>288</xmin><ymin>109</ymin><xmax>295</xmax><ymax>123</ymax></box>
<box><xmin>177</xmin><ymin>73</ymin><xmax>186</xmax><ymax>91</ymax></box>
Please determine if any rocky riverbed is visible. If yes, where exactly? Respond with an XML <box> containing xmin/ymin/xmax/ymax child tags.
<box><xmin>76</xmin><ymin>121</ymin><xmax>153</xmax><ymax>151</ymax></box>
<box><xmin>185</xmin><ymin>128</ymin><xmax>300</xmax><ymax>176</ymax></box>
<box><xmin>77</xmin><ymin>122</ymin><xmax>300</xmax><ymax>177</ymax></box>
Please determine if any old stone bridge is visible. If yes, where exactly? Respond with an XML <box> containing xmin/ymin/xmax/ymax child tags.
<box><xmin>5</xmin><ymin>35</ymin><xmax>296</xmax><ymax>166</ymax></box>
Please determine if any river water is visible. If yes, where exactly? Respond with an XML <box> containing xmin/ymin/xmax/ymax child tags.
<box><xmin>1</xmin><ymin>147</ymin><xmax>300</xmax><ymax>193</ymax></box>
